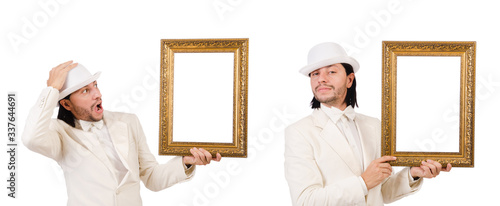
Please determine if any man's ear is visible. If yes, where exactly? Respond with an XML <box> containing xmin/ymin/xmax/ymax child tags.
<box><xmin>60</xmin><ymin>99</ymin><xmax>72</xmax><ymax>111</ymax></box>
<box><xmin>346</xmin><ymin>73</ymin><xmax>355</xmax><ymax>88</ymax></box>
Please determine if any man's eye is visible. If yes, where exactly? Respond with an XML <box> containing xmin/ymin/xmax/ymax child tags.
<box><xmin>329</xmin><ymin>71</ymin><xmax>336</xmax><ymax>74</ymax></box>
<box><xmin>82</xmin><ymin>89</ymin><xmax>87</xmax><ymax>93</ymax></box>
<box><xmin>311</xmin><ymin>72</ymin><xmax>319</xmax><ymax>76</ymax></box>
<box><xmin>94</xmin><ymin>84</ymin><xmax>98</xmax><ymax>88</ymax></box>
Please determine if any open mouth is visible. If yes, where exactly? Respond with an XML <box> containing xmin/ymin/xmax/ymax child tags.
<box><xmin>94</xmin><ymin>102</ymin><xmax>103</xmax><ymax>113</ymax></box>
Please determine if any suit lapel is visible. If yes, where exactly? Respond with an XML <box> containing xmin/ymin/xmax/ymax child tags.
<box><xmin>68</xmin><ymin>127</ymin><xmax>114</xmax><ymax>173</ymax></box>
<box><xmin>104</xmin><ymin>116</ymin><xmax>129</xmax><ymax>170</ymax></box>
<box><xmin>63</xmin><ymin>124</ymin><xmax>93</xmax><ymax>151</ymax></box>
<box><xmin>104</xmin><ymin>114</ymin><xmax>131</xmax><ymax>172</ymax></box>
<box><xmin>61</xmin><ymin>112</ymin><xmax>132</xmax><ymax>185</ymax></box>
<box><xmin>355</xmin><ymin>115</ymin><xmax>378</xmax><ymax>170</ymax></box>
<box><xmin>313</xmin><ymin>110</ymin><xmax>363</xmax><ymax>175</ymax></box>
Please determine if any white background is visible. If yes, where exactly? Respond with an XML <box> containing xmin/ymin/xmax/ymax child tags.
<box><xmin>1</xmin><ymin>0</ymin><xmax>499</xmax><ymax>205</ymax></box>
<box><xmin>173</xmin><ymin>53</ymin><xmax>234</xmax><ymax>143</ymax></box>
<box><xmin>396</xmin><ymin>56</ymin><xmax>460</xmax><ymax>152</ymax></box>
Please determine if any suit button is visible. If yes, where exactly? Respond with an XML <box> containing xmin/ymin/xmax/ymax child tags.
<box><xmin>39</xmin><ymin>98</ymin><xmax>45</xmax><ymax>108</ymax></box>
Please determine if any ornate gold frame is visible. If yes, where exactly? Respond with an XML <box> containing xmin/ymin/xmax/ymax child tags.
<box><xmin>381</xmin><ymin>41</ymin><xmax>475</xmax><ymax>167</ymax></box>
<box><xmin>159</xmin><ymin>38</ymin><xmax>248</xmax><ymax>157</ymax></box>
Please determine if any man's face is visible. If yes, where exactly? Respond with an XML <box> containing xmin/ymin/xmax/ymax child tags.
<box><xmin>310</xmin><ymin>63</ymin><xmax>354</xmax><ymax>109</ymax></box>
<box><xmin>61</xmin><ymin>81</ymin><xmax>104</xmax><ymax>122</ymax></box>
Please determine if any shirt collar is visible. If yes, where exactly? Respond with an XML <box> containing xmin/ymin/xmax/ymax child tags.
<box><xmin>320</xmin><ymin>104</ymin><xmax>356</xmax><ymax>123</ymax></box>
<box><xmin>79</xmin><ymin>119</ymin><xmax>104</xmax><ymax>132</ymax></box>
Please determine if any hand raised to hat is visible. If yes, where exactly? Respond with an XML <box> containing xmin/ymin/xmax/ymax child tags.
<box><xmin>47</xmin><ymin>60</ymin><xmax>78</xmax><ymax>90</ymax></box>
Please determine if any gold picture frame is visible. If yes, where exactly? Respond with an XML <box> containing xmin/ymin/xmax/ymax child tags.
<box><xmin>159</xmin><ymin>38</ymin><xmax>248</xmax><ymax>157</ymax></box>
<box><xmin>381</xmin><ymin>41</ymin><xmax>475</xmax><ymax>167</ymax></box>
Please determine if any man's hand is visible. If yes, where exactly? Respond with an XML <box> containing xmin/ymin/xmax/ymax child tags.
<box><xmin>410</xmin><ymin>160</ymin><xmax>452</xmax><ymax>179</ymax></box>
<box><xmin>183</xmin><ymin>147</ymin><xmax>222</xmax><ymax>166</ymax></box>
<box><xmin>47</xmin><ymin>60</ymin><xmax>78</xmax><ymax>90</ymax></box>
<box><xmin>361</xmin><ymin>156</ymin><xmax>396</xmax><ymax>190</ymax></box>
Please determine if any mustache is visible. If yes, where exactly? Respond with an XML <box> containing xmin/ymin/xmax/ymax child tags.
<box><xmin>315</xmin><ymin>84</ymin><xmax>335</xmax><ymax>91</ymax></box>
<box><xmin>90</xmin><ymin>98</ymin><xmax>103</xmax><ymax>108</ymax></box>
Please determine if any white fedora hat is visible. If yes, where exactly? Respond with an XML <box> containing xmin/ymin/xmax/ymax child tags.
<box><xmin>299</xmin><ymin>42</ymin><xmax>360</xmax><ymax>76</ymax></box>
<box><xmin>58</xmin><ymin>63</ymin><xmax>101</xmax><ymax>100</ymax></box>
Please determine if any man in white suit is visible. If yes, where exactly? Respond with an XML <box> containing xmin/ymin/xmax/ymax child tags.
<box><xmin>22</xmin><ymin>61</ymin><xmax>222</xmax><ymax>206</ymax></box>
<box><xmin>284</xmin><ymin>42</ymin><xmax>452</xmax><ymax>206</ymax></box>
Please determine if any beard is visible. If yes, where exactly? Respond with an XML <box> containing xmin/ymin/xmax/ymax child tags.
<box><xmin>313</xmin><ymin>84</ymin><xmax>347</xmax><ymax>106</ymax></box>
<box><xmin>72</xmin><ymin>101</ymin><xmax>102</xmax><ymax>122</ymax></box>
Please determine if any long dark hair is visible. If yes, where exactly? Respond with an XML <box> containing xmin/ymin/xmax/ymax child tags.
<box><xmin>310</xmin><ymin>63</ymin><xmax>358</xmax><ymax>109</ymax></box>
<box><xmin>57</xmin><ymin>95</ymin><xmax>76</xmax><ymax>127</ymax></box>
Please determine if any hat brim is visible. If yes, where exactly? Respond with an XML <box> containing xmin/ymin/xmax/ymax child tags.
<box><xmin>58</xmin><ymin>72</ymin><xmax>101</xmax><ymax>101</ymax></box>
<box><xmin>299</xmin><ymin>57</ymin><xmax>359</xmax><ymax>76</ymax></box>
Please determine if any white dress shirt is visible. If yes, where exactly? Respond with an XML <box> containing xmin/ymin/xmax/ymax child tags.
<box><xmin>79</xmin><ymin>119</ymin><xmax>128</xmax><ymax>184</ymax></box>
<box><xmin>320</xmin><ymin>104</ymin><xmax>369</xmax><ymax>194</ymax></box>
<box><xmin>320</xmin><ymin>104</ymin><xmax>420</xmax><ymax>195</ymax></box>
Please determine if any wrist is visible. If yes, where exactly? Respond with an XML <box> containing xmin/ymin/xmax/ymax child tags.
<box><xmin>182</xmin><ymin>156</ymin><xmax>193</xmax><ymax>169</ymax></box>
<box><xmin>410</xmin><ymin>167</ymin><xmax>420</xmax><ymax>180</ymax></box>
<box><xmin>360</xmin><ymin>174</ymin><xmax>373</xmax><ymax>190</ymax></box>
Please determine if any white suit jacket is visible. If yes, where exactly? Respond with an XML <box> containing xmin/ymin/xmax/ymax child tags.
<box><xmin>285</xmin><ymin>109</ymin><xmax>422</xmax><ymax>206</ymax></box>
<box><xmin>22</xmin><ymin>88</ymin><xmax>194</xmax><ymax>206</ymax></box>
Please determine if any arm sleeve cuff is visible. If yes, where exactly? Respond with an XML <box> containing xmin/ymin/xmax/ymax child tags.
<box><xmin>358</xmin><ymin>176</ymin><xmax>369</xmax><ymax>195</ymax></box>
<box><xmin>182</xmin><ymin>160</ymin><xmax>195</xmax><ymax>177</ymax></box>
<box><xmin>408</xmin><ymin>168</ymin><xmax>420</xmax><ymax>184</ymax></box>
